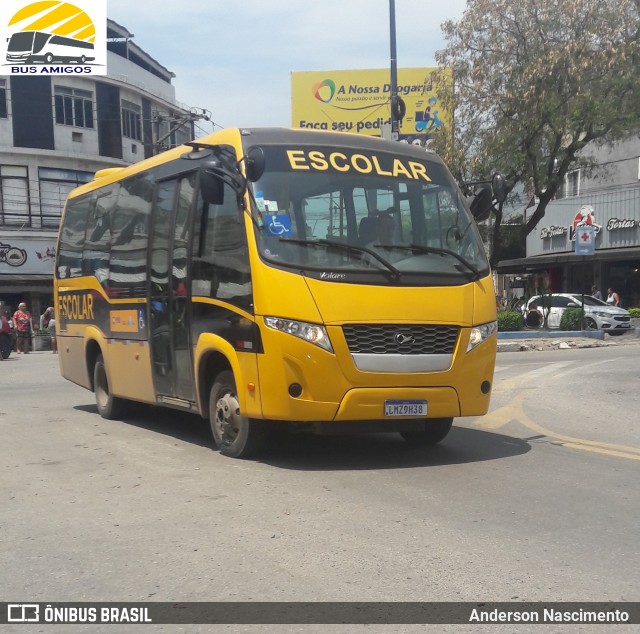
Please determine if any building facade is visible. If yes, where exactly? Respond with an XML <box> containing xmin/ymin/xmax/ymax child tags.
<box><xmin>497</xmin><ymin>135</ymin><xmax>640</xmax><ymax>309</ymax></box>
<box><xmin>0</xmin><ymin>19</ymin><xmax>195</xmax><ymax>323</ymax></box>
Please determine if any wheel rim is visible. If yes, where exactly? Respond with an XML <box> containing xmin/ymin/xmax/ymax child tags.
<box><xmin>214</xmin><ymin>391</ymin><xmax>243</xmax><ymax>446</ymax></box>
<box><xmin>586</xmin><ymin>318</ymin><xmax>597</xmax><ymax>330</ymax></box>
<box><xmin>95</xmin><ymin>365</ymin><xmax>109</xmax><ymax>409</ymax></box>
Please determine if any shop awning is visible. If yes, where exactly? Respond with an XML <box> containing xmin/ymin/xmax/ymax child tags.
<box><xmin>496</xmin><ymin>246</ymin><xmax>640</xmax><ymax>273</ymax></box>
<box><xmin>0</xmin><ymin>274</ymin><xmax>53</xmax><ymax>293</ymax></box>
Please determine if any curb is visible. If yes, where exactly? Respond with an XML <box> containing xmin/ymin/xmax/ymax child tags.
<box><xmin>498</xmin><ymin>330</ymin><xmax>605</xmax><ymax>341</ymax></box>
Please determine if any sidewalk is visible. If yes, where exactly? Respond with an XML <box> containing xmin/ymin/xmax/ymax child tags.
<box><xmin>497</xmin><ymin>327</ymin><xmax>640</xmax><ymax>352</ymax></box>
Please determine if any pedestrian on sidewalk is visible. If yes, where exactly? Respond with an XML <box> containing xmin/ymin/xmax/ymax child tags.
<box><xmin>591</xmin><ymin>285</ymin><xmax>602</xmax><ymax>300</ymax></box>
<box><xmin>606</xmin><ymin>288</ymin><xmax>621</xmax><ymax>307</ymax></box>
<box><xmin>12</xmin><ymin>302</ymin><xmax>33</xmax><ymax>354</ymax></box>
<box><xmin>44</xmin><ymin>307</ymin><xmax>57</xmax><ymax>353</ymax></box>
<box><xmin>0</xmin><ymin>306</ymin><xmax>10</xmax><ymax>360</ymax></box>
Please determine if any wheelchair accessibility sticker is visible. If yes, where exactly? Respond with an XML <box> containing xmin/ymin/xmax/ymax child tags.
<box><xmin>265</xmin><ymin>214</ymin><xmax>292</xmax><ymax>236</ymax></box>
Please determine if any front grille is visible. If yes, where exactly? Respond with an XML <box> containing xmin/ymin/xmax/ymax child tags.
<box><xmin>614</xmin><ymin>316</ymin><xmax>630</xmax><ymax>323</ymax></box>
<box><xmin>342</xmin><ymin>324</ymin><xmax>459</xmax><ymax>355</ymax></box>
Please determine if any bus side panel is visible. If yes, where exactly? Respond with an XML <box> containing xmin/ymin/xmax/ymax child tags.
<box><xmin>106</xmin><ymin>340</ymin><xmax>155</xmax><ymax>404</ymax></box>
<box><xmin>474</xmin><ymin>275</ymin><xmax>499</xmax><ymax>325</ymax></box>
<box><xmin>256</xmin><ymin>324</ymin><xmax>344</xmax><ymax>421</ymax></box>
<box><xmin>58</xmin><ymin>333</ymin><xmax>92</xmax><ymax>390</ymax></box>
<box><xmin>457</xmin><ymin>277</ymin><xmax>498</xmax><ymax>416</ymax></box>
<box><xmin>457</xmin><ymin>336</ymin><xmax>496</xmax><ymax>416</ymax></box>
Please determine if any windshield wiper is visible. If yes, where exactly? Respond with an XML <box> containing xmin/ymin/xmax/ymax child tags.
<box><xmin>278</xmin><ymin>237</ymin><xmax>401</xmax><ymax>280</ymax></box>
<box><xmin>369</xmin><ymin>243</ymin><xmax>481</xmax><ymax>280</ymax></box>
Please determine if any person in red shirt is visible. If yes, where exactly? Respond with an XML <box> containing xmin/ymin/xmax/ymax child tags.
<box><xmin>12</xmin><ymin>302</ymin><xmax>33</xmax><ymax>354</ymax></box>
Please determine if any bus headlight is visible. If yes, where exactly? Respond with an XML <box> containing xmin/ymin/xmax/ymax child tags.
<box><xmin>467</xmin><ymin>320</ymin><xmax>497</xmax><ymax>352</ymax></box>
<box><xmin>264</xmin><ymin>317</ymin><xmax>333</xmax><ymax>352</ymax></box>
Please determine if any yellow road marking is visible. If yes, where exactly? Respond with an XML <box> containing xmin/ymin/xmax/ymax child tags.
<box><xmin>476</xmin><ymin>393</ymin><xmax>640</xmax><ymax>461</ymax></box>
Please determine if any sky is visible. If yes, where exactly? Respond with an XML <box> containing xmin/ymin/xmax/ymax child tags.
<box><xmin>107</xmin><ymin>0</ymin><xmax>468</xmax><ymax>137</ymax></box>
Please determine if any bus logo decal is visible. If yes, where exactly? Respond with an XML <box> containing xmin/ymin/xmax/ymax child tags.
<box><xmin>0</xmin><ymin>0</ymin><xmax>106</xmax><ymax>76</ymax></box>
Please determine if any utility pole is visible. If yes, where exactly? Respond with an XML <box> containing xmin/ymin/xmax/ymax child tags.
<box><xmin>152</xmin><ymin>109</ymin><xmax>211</xmax><ymax>154</ymax></box>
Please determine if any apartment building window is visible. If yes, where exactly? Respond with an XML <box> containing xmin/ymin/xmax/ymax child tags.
<box><xmin>122</xmin><ymin>100</ymin><xmax>142</xmax><ymax>140</ymax></box>
<box><xmin>567</xmin><ymin>169</ymin><xmax>580</xmax><ymax>197</ymax></box>
<box><xmin>39</xmin><ymin>167</ymin><xmax>93</xmax><ymax>227</ymax></box>
<box><xmin>0</xmin><ymin>79</ymin><xmax>7</xmax><ymax>118</ymax></box>
<box><xmin>54</xmin><ymin>86</ymin><xmax>94</xmax><ymax>128</ymax></box>
<box><xmin>0</xmin><ymin>165</ymin><xmax>30</xmax><ymax>226</ymax></box>
<box><xmin>556</xmin><ymin>169</ymin><xmax>581</xmax><ymax>200</ymax></box>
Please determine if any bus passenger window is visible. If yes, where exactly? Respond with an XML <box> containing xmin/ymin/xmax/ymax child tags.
<box><xmin>108</xmin><ymin>173</ymin><xmax>153</xmax><ymax>298</ymax></box>
<box><xmin>82</xmin><ymin>184</ymin><xmax>119</xmax><ymax>287</ymax></box>
<box><xmin>192</xmin><ymin>186</ymin><xmax>252</xmax><ymax>312</ymax></box>
<box><xmin>58</xmin><ymin>195</ymin><xmax>93</xmax><ymax>279</ymax></box>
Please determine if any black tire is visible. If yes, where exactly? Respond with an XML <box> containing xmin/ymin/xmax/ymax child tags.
<box><xmin>93</xmin><ymin>353</ymin><xmax>125</xmax><ymax>419</ymax></box>
<box><xmin>209</xmin><ymin>370</ymin><xmax>268</xmax><ymax>459</ymax></box>
<box><xmin>608</xmin><ymin>331</ymin><xmax>626</xmax><ymax>337</ymax></box>
<box><xmin>44</xmin><ymin>53</ymin><xmax>53</xmax><ymax>64</ymax></box>
<box><xmin>584</xmin><ymin>317</ymin><xmax>598</xmax><ymax>330</ymax></box>
<box><xmin>400</xmin><ymin>418</ymin><xmax>453</xmax><ymax>446</ymax></box>
<box><xmin>0</xmin><ymin>334</ymin><xmax>11</xmax><ymax>359</ymax></box>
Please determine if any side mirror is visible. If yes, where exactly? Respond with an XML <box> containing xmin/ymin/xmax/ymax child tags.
<box><xmin>470</xmin><ymin>186</ymin><xmax>493</xmax><ymax>222</ymax></box>
<box><xmin>492</xmin><ymin>173</ymin><xmax>508</xmax><ymax>204</ymax></box>
<box><xmin>244</xmin><ymin>146</ymin><xmax>265</xmax><ymax>182</ymax></box>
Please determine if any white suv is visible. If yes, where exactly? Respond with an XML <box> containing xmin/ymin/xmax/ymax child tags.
<box><xmin>522</xmin><ymin>293</ymin><xmax>631</xmax><ymax>335</ymax></box>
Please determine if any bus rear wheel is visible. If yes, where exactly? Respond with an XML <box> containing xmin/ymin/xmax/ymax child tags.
<box><xmin>93</xmin><ymin>353</ymin><xmax>125</xmax><ymax>419</ymax></box>
<box><xmin>209</xmin><ymin>370</ymin><xmax>267</xmax><ymax>459</ymax></box>
<box><xmin>400</xmin><ymin>418</ymin><xmax>453</xmax><ymax>446</ymax></box>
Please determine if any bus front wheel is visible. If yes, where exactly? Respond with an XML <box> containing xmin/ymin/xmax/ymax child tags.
<box><xmin>44</xmin><ymin>53</ymin><xmax>53</xmax><ymax>64</ymax></box>
<box><xmin>93</xmin><ymin>354</ymin><xmax>125</xmax><ymax>419</ymax></box>
<box><xmin>209</xmin><ymin>370</ymin><xmax>267</xmax><ymax>459</ymax></box>
<box><xmin>400</xmin><ymin>418</ymin><xmax>453</xmax><ymax>446</ymax></box>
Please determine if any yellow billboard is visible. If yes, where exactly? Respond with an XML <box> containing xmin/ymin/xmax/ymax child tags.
<box><xmin>291</xmin><ymin>67</ymin><xmax>450</xmax><ymax>142</ymax></box>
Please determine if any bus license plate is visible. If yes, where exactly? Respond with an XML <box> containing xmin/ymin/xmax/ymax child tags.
<box><xmin>384</xmin><ymin>400</ymin><xmax>428</xmax><ymax>417</ymax></box>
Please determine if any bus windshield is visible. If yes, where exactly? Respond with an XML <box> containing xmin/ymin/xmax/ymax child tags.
<box><xmin>249</xmin><ymin>145</ymin><xmax>489</xmax><ymax>283</ymax></box>
<box><xmin>7</xmin><ymin>32</ymin><xmax>34</xmax><ymax>51</ymax></box>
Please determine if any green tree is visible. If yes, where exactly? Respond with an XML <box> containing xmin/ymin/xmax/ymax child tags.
<box><xmin>434</xmin><ymin>0</ymin><xmax>640</xmax><ymax>257</ymax></box>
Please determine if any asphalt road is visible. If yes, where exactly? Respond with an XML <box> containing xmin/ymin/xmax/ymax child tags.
<box><xmin>1</xmin><ymin>345</ymin><xmax>639</xmax><ymax>632</ymax></box>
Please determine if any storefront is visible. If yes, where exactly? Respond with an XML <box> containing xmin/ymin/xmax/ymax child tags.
<box><xmin>0</xmin><ymin>233</ymin><xmax>56</xmax><ymax>323</ymax></box>
<box><xmin>497</xmin><ymin>187</ymin><xmax>640</xmax><ymax>308</ymax></box>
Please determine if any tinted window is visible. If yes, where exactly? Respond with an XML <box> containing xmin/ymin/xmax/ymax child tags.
<box><xmin>552</xmin><ymin>296</ymin><xmax>572</xmax><ymax>308</ymax></box>
<box><xmin>57</xmin><ymin>194</ymin><xmax>93</xmax><ymax>278</ymax></box>
<box><xmin>149</xmin><ymin>180</ymin><xmax>177</xmax><ymax>294</ymax></box>
<box><xmin>249</xmin><ymin>145</ymin><xmax>489</xmax><ymax>284</ymax></box>
<box><xmin>82</xmin><ymin>184</ymin><xmax>118</xmax><ymax>287</ymax></box>
<box><xmin>192</xmin><ymin>183</ymin><xmax>252</xmax><ymax>312</ymax></box>
<box><xmin>108</xmin><ymin>174</ymin><xmax>153</xmax><ymax>298</ymax></box>
<box><xmin>173</xmin><ymin>174</ymin><xmax>196</xmax><ymax>296</ymax></box>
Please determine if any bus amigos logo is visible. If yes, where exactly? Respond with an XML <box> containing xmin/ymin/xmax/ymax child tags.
<box><xmin>0</xmin><ymin>0</ymin><xmax>106</xmax><ymax>76</ymax></box>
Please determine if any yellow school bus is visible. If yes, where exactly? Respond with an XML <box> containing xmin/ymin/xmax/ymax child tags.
<box><xmin>55</xmin><ymin>128</ymin><xmax>498</xmax><ymax>458</ymax></box>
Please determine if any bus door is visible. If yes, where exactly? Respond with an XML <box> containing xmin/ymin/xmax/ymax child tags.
<box><xmin>148</xmin><ymin>175</ymin><xmax>196</xmax><ymax>403</ymax></box>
